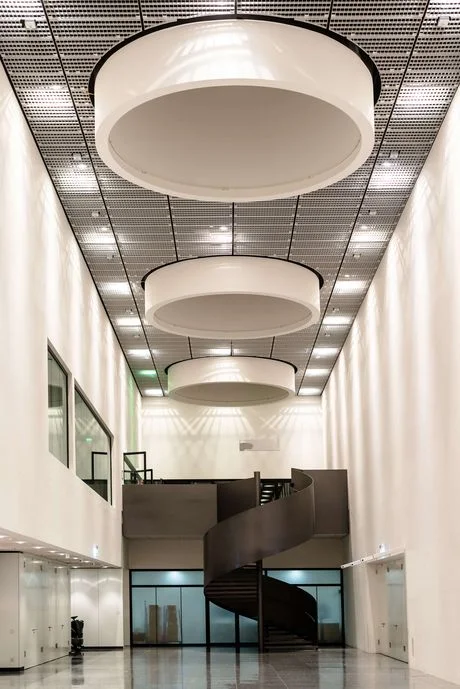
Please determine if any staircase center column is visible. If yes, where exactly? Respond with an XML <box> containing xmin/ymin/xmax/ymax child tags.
<box><xmin>254</xmin><ymin>471</ymin><xmax>264</xmax><ymax>652</ymax></box>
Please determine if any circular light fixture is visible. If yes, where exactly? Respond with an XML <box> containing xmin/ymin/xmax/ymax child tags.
<box><xmin>142</xmin><ymin>256</ymin><xmax>322</xmax><ymax>340</ymax></box>
<box><xmin>90</xmin><ymin>15</ymin><xmax>380</xmax><ymax>202</ymax></box>
<box><xmin>167</xmin><ymin>357</ymin><xmax>295</xmax><ymax>406</ymax></box>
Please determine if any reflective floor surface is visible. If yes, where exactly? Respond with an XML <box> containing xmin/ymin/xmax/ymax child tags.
<box><xmin>0</xmin><ymin>648</ymin><xmax>458</xmax><ymax>689</ymax></box>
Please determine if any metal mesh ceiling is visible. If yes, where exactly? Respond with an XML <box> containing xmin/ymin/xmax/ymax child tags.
<box><xmin>1</xmin><ymin>0</ymin><xmax>459</xmax><ymax>397</ymax></box>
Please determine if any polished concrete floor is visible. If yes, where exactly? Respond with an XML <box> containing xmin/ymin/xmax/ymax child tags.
<box><xmin>0</xmin><ymin>648</ymin><xmax>457</xmax><ymax>689</ymax></box>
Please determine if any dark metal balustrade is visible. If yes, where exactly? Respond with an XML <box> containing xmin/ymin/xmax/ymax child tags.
<box><xmin>204</xmin><ymin>469</ymin><xmax>318</xmax><ymax>651</ymax></box>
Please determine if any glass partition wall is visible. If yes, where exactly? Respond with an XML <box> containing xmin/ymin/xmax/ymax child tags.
<box><xmin>130</xmin><ymin>569</ymin><xmax>343</xmax><ymax>646</ymax></box>
<box><xmin>75</xmin><ymin>389</ymin><xmax>111</xmax><ymax>502</ymax></box>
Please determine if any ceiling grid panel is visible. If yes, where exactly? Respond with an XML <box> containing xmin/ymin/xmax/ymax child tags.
<box><xmin>2</xmin><ymin>0</ymin><xmax>459</xmax><ymax>397</ymax></box>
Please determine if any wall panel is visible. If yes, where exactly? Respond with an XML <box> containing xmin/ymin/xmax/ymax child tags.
<box><xmin>323</xmin><ymin>85</ymin><xmax>460</xmax><ymax>683</ymax></box>
<box><xmin>0</xmin><ymin>63</ymin><xmax>140</xmax><ymax>565</ymax></box>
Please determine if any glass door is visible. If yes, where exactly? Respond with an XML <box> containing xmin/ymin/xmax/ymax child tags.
<box><xmin>156</xmin><ymin>588</ymin><xmax>181</xmax><ymax>644</ymax></box>
<box><xmin>387</xmin><ymin>561</ymin><xmax>408</xmax><ymax>662</ymax></box>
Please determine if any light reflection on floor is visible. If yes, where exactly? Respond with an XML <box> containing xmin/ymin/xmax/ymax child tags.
<box><xmin>0</xmin><ymin>647</ymin><xmax>456</xmax><ymax>689</ymax></box>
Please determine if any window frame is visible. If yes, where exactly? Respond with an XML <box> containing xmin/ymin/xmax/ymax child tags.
<box><xmin>47</xmin><ymin>345</ymin><xmax>70</xmax><ymax>468</ymax></box>
<box><xmin>74</xmin><ymin>383</ymin><xmax>113</xmax><ymax>504</ymax></box>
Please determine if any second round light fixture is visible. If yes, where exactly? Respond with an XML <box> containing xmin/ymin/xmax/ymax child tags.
<box><xmin>143</xmin><ymin>256</ymin><xmax>322</xmax><ymax>340</ymax></box>
<box><xmin>142</xmin><ymin>256</ymin><xmax>322</xmax><ymax>406</ymax></box>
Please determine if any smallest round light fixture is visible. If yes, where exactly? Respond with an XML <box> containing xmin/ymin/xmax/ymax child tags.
<box><xmin>167</xmin><ymin>357</ymin><xmax>295</xmax><ymax>406</ymax></box>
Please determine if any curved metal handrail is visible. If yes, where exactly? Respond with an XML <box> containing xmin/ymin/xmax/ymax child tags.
<box><xmin>204</xmin><ymin>469</ymin><xmax>315</xmax><ymax>586</ymax></box>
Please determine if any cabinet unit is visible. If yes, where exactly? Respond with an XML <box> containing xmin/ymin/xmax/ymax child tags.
<box><xmin>21</xmin><ymin>557</ymin><xmax>71</xmax><ymax>669</ymax></box>
<box><xmin>373</xmin><ymin>558</ymin><xmax>408</xmax><ymax>663</ymax></box>
<box><xmin>70</xmin><ymin>569</ymin><xmax>123</xmax><ymax>647</ymax></box>
<box><xmin>0</xmin><ymin>554</ymin><xmax>70</xmax><ymax>670</ymax></box>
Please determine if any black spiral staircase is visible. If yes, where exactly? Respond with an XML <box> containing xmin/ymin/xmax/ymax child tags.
<box><xmin>204</xmin><ymin>469</ymin><xmax>318</xmax><ymax>651</ymax></box>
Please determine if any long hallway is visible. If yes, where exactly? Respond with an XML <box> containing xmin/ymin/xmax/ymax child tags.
<box><xmin>0</xmin><ymin>649</ymin><xmax>455</xmax><ymax>689</ymax></box>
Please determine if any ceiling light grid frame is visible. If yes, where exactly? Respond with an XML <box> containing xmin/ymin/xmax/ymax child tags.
<box><xmin>298</xmin><ymin>0</ymin><xmax>450</xmax><ymax>393</ymax></box>
<box><xmin>1</xmin><ymin>0</ymin><xmax>166</xmax><ymax>396</ymax></box>
<box><xmin>2</xmin><ymin>0</ymin><xmax>459</xmax><ymax>396</ymax></box>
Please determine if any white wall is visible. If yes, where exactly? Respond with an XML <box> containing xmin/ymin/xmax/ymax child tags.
<box><xmin>70</xmin><ymin>569</ymin><xmax>123</xmax><ymax>647</ymax></box>
<box><xmin>0</xmin><ymin>64</ymin><xmax>140</xmax><ymax>565</ymax></box>
<box><xmin>323</xmin><ymin>85</ymin><xmax>460</xmax><ymax>683</ymax></box>
<box><xmin>142</xmin><ymin>396</ymin><xmax>324</xmax><ymax>479</ymax></box>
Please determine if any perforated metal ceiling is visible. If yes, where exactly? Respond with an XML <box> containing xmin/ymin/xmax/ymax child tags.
<box><xmin>1</xmin><ymin>0</ymin><xmax>459</xmax><ymax>397</ymax></box>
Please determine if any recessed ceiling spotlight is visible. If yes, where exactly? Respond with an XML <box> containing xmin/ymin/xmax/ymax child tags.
<box><xmin>335</xmin><ymin>280</ymin><xmax>367</xmax><ymax>293</ymax></box>
<box><xmin>324</xmin><ymin>315</ymin><xmax>352</xmax><ymax>326</ymax></box>
<box><xmin>389</xmin><ymin>150</ymin><xmax>400</xmax><ymax>160</ymax></box>
<box><xmin>128</xmin><ymin>349</ymin><xmax>150</xmax><ymax>358</ymax></box>
<box><xmin>137</xmin><ymin>369</ymin><xmax>158</xmax><ymax>378</ymax></box>
<box><xmin>106</xmin><ymin>253</ymin><xmax>116</xmax><ymax>261</ymax></box>
<box><xmin>0</xmin><ymin>535</ymin><xmax>7</xmax><ymax>539</ymax></box>
<box><xmin>350</xmin><ymin>230</ymin><xmax>388</xmax><ymax>243</ymax></box>
<box><xmin>353</xmin><ymin>253</ymin><xmax>361</xmax><ymax>259</ymax></box>
<box><xmin>91</xmin><ymin>210</ymin><xmax>101</xmax><ymax>218</ymax></box>
<box><xmin>100</xmin><ymin>225</ymin><xmax>109</xmax><ymax>232</ymax></box>
<box><xmin>82</xmin><ymin>234</ymin><xmax>115</xmax><ymax>245</ymax></box>
<box><xmin>381</xmin><ymin>160</ymin><xmax>393</xmax><ymax>168</ymax></box>
<box><xmin>313</xmin><ymin>347</ymin><xmax>339</xmax><ymax>358</ymax></box>
<box><xmin>100</xmin><ymin>282</ymin><xmax>131</xmax><ymax>295</ymax></box>
<box><xmin>83</xmin><ymin>560</ymin><xmax>91</xmax><ymax>563</ymax></box>
<box><xmin>72</xmin><ymin>152</ymin><xmax>82</xmax><ymax>162</ymax></box>
<box><xmin>116</xmin><ymin>316</ymin><xmax>142</xmax><ymax>326</ymax></box>
<box><xmin>219</xmin><ymin>225</ymin><xmax>229</xmax><ymax>231</ymax></box>
<box><xmin>298</xmin><ymin>387</ymin><xmax>322</xmax><ymax>396</ymax></box>
<box><xmin>90</xmin><ymin>15</ymin><xmax>379</xmax><ymax>201</ymax></box>
<box><xmin>49</xmin><ymin>550</ymin><xmax>56</xmax><ymax>553</ymax></box>
<box><xmin>324</xmin><ymin>332</ymin><xmax>331</xmax><ymax>338</ymax></box>
<box><xmin>76</xmin><ymin>162</ymin><xmax>88</xmax><ymax>170</ymax></box>
<box><xmin>16</xmin><ymin>541</ymin><xmax>26</xmax><ymax>545</ymax></box>
<box><xmin>144</xmin><ymin>389</ymin><xmax>164</xmax><ymax>397</ymax></box>
<box><xmin>332</xmin><ymin>307</ymin><xmax>340</xmax><ymax>313</ymax></box>
<box><xmin>437</xmin><ymin>15</ymin><xmax>450</xmax><ymax>28</ymax></box>
<box><xmin>32</xmin><ymin>546</ymin><xmax>44</xmax><ymax>549</ymax></box>
<box><xmin>209</xmin><ymin>232</ymin><xmax>232</xmax><ymax>244</ymax></box>
<box><xmin>21</xmin><ymin>18</ymin><xmax>37</xmax><ymax>30</ymax></box>
<box><xmin>368</xmin><ymin>210</ymin><xmax>377</xmax><ymax>216</ymax></box>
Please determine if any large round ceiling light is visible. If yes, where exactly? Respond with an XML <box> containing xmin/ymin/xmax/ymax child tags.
<box><xmin>167</xmin><ymin>357</ymin><xmax>295</xmax><ymax>406</ymax></box>
<box><xmin>142</xmin><ymin>256</ymin><xmax>322</xmax><ymax>340</ymax></box>
<box><xmin>90</xmin><ymin>15</ymin><xmax>380</xmax><ymax>202</ymax></box>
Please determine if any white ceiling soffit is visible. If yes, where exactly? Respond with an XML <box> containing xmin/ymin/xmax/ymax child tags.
<box><xmin>91</xmin><ymin>16</ymin><xmax>379</xmax><ymax>202</ymax></box>
<box><xmin>1</xmin><ymin>0</ymin><xmax>458</xmax><ymax>396</ymax></box>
